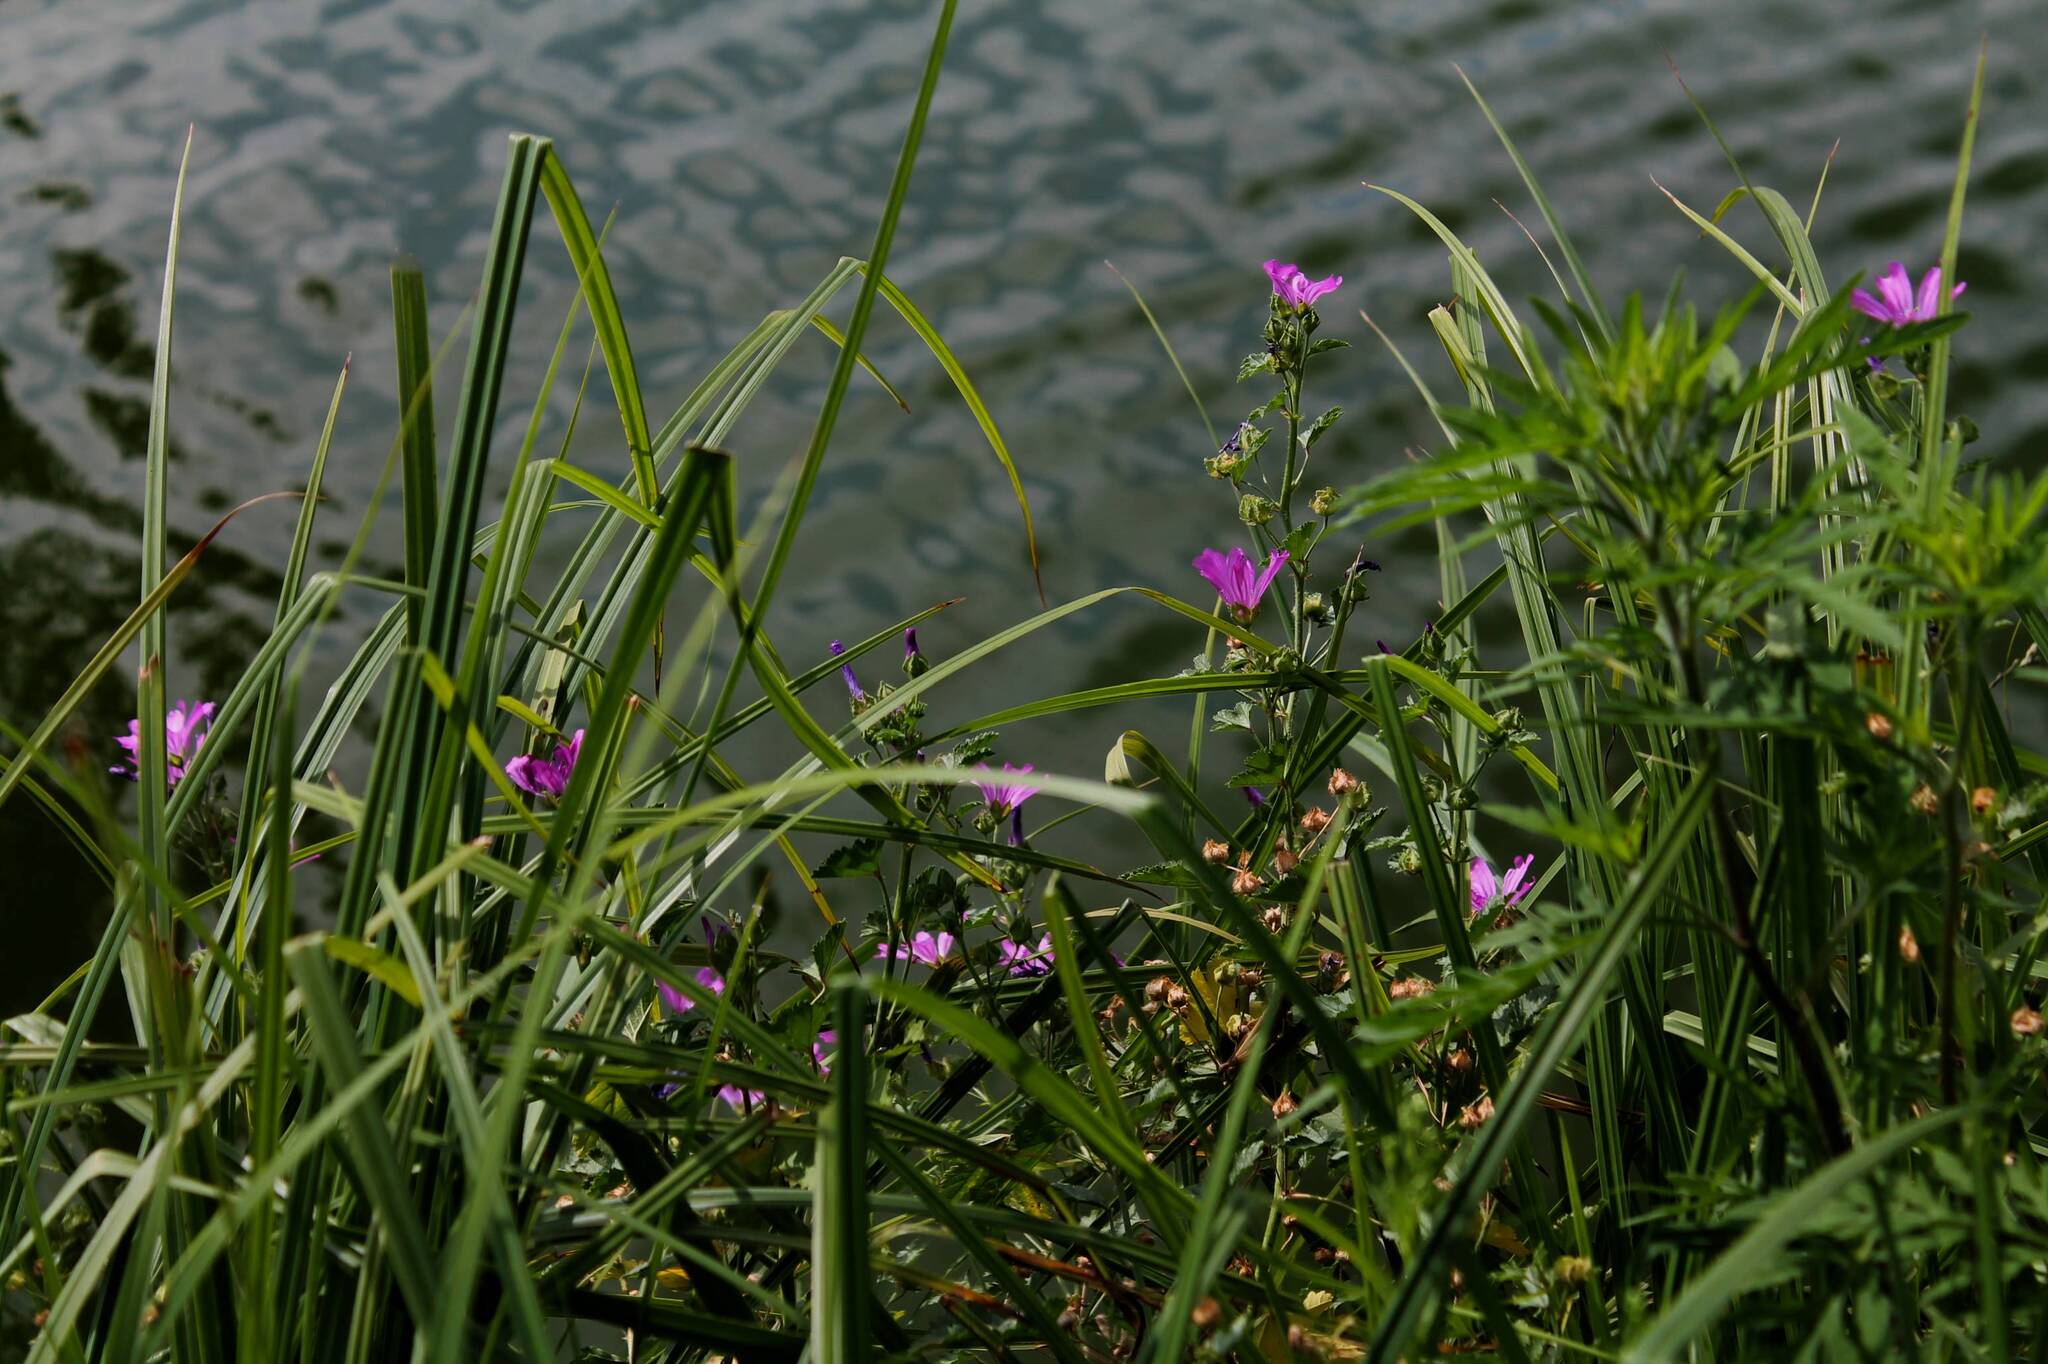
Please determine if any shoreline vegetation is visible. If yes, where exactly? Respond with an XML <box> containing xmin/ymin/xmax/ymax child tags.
<box><xmin>2</xmin><ymin>3</ymin><xmax>2045</xmax><ymax>1359</ymax></box>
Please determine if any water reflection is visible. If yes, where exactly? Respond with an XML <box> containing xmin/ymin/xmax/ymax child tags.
<box><xmin>0</xmin><ymin>0</ymin><xmax>2041</xmax><ymax>1000</ymax></box>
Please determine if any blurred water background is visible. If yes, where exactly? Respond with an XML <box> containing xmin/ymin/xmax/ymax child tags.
<box><xmin>1</xmin><ymin>0</ymin><xmax>2040</xmax><ymax>999</ymax></box>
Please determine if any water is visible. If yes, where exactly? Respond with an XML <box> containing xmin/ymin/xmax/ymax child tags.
<box><xmin>2</xmin><ymin>0</ymin><xmax>2041</xmax><ymax>1001</ymax></box>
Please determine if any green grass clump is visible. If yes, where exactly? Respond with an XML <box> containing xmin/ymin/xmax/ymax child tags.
<box><xmin>2</xmin><ymin>4</ymin><xmax>2046</xmax><ymax>1357</ymax></box>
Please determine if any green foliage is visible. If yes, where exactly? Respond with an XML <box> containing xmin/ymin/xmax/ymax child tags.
<box><xmin>0</xmin><ymin>19</ymin><xmax>2042</xmax><ymax>1364</ymax></box>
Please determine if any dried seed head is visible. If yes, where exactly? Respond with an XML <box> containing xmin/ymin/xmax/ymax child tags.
<box><xmin>1299</xmin><ymin>806</ymin><xmax>1332</xmax><ymax>836</ymax></box>
<box><xmin>1190</xmin><ymin>1297</ymin><xmax>1222</xmax><ymax>1331</ymax></box>
<box><xmin>1458</xmin><ymin>1095</ymin><xmax>1495</xmax><ymax>1130</ymax></box>
<box><xmin>1261</xmin><ymin>905</ymin><xmax>1289</xmax><ymax>934</ymax></box>
<box><xmin>2012</xmin><ymin>1006</ymin><xmax>2044</xmax><ymax>1038</ymax></box>
<box><xmin>1164</xmin><ymin>983</ymin><xmax>1190</xmax><ymax>1011</ymax></box>
<box><xmin>1898</xmin><ymin>925</ymin><xmax>1921</xmax><ymax>964</ymax></box>
<box><xmin>1909</xmin><ymin>784</ymin><xmax>1940</xmax><ymax>815</ymax></box>
<box><xmin>1446</xmin><ymin>1048</ymin><xmax>1473</xmax><ymax>1074</ymax></box>
<box><xmin>1201</xmin><ymin>839</ymin><xmax>1231</xmax><ymax>864</ymax></box>
<box><xmin>1388</xmin><ymin>975</ymin><xmax>1435</xmax><ymax>1001</ymax></box>
<box><xmin>1271</xmin><ymin>1090</ymin><xmax>1299</xmax><ymax>1119</ymax></box>
<box><xmin>1327</xmin><ymin>767</ymin><xmax>1360</xmax><ymax>797</ymax></box>
<box><xmin>1231</xmin><ymin>868</ymin><xmax>1265</xmax><ymax>897</ymax></box>
<box><xmin>1866</xmin><ymin>711</ymin><xmax>1894</xmax><ymax>741</ymax></box>
<box><xmin>1973</xmin><ymin>786</ymin><xmax>1998</xmax><ymax>814</ymax></box>
<box><xmin>1145</xmin><ymin>975</ymin><xmax>1171</xmax><ymax>1004</ymax></box>
<box><xmin>1272</xmin><ymin>846</ymin><xmax>1299</xmax><ymax>877</ymax></box>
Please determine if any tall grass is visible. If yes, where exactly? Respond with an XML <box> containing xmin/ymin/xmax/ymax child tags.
<box><xmin>2</xmin><ymin>5</ymin><xmax>2045</xmax><ymax>1359</ymax></box>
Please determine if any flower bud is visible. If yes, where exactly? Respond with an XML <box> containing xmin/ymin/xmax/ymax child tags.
<box><xmin>1898</xmin><ymin>925</ymin><xmax>1921</xmax><ymax>964</ymax></box>
<box><xmin>1204</xmin><ymin>452</ymin><xmax>1244</xmax><ymax>480</ymax></box>
<box><xmin>1238</xmin><ymin>492</ymin><xmax>1278</xmax><ymax>526</ymax></box>
<box><xmin>1302</xmin><ymin>591</ymin><xmax>1330</xmax><ymax>624</ymax></box>
<box><xmin>1310</xmin><ymin>486</ymin><xmax>1337</xmax><ymax>516</ymax></box>
<box><xmin>1394</xmin><ymin>845</ymin><xmax>1423</xmax><ymax>876</ymax></box>
<box><xmin>1553</xmin><ymin>1255</ymin><xmax>1592</xmax><ymax>1286</ymax></box>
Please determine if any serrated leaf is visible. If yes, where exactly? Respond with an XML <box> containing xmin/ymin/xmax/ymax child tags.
<box><xmin>811</xmin><ymin>838</ymin><xmax>885</xmax><ymax>879</ymax></box>
<box><xmin>1301</xmin><ymin>404</ymin><xmax>1343</xmax><ymax>447</ymax></box>
<box><xmin>1225</xmin><ymin>744</ymin><xmax>1289</xmax><ymax>788</ymax></box>
<box><xmin>1211</xmin><ymin>702</ymin><xmax>1254</xmax><ymax>733</ymax></box>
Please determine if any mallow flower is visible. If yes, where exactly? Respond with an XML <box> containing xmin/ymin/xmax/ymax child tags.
<box><xmin>974</xmin><ymin>763</ymin><xmax>1040</xmax><ymax>845</ymax></box>
<box><xmin>999</xmin><ymin>934</ymin><xmax>1055</xmax><ymax>977</ymax></box>
<box><xmin>506</xmin><ymin>729</ymin><xmax>582</xmax><ymax>800</ymax></box>
<box><xmin>1469</xmin><ymin>854</ymin><xmax>1535</xmax><ymax>917</ymax></box>
<box><xmin>717</xmin><ymin>1084</ymin><xmax>767</xmax><ymax>1111</ymax></box>
<box><xmin>878</xmin><ymin>930</ymin><xmax>957</xmax><ymax>968</ymax></box>
<box><xmin>111</xmin><ymin>699</ymin><xmax>215</xmax><ymax>786</ymax></box>
<box><xmin>1850</xmin><ymin>261</ymin><xmax>1964</xmax><ymax>329</ymax></box>
<box><xmin>1264</xmin><ymin>260</ymin><xmax>1343</xmax><ymax>310</ymax></box>
<box><xmin>1193</xmin><ymin>546</ymin><xmax>1289</xmax><ymax>622</ymax></box>
<box><xmin>658</xmin><ymin>966</ymin><xmax>727</xmax><ymax>1016</ymax></box>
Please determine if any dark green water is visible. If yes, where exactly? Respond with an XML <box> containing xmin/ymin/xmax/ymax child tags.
<box><xmin>2</xmin><ymin>0</ymin><xmax>2041</xmax><ymax>1000</ymax></box>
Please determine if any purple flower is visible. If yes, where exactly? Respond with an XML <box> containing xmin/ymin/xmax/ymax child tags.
<box><xmin>878</xmin><ymin>930</ymin><xmax>957</xmax><ymax>968</ymax></box>
<box><xmin>716</xmin><ymin>1084</ymin><xmax>767</xmax><ymax>1111</ymax></box>
<box><xmin>1850</xmin><ymin>261</ymin><xmax>1965</xmax><ymax>328</ymax></box>
<box><xmin>1469</xmin><ymin>854</ymin><xmax>1535</xmax><ymax>918</ymax></box>
<box><xmin>812</xmin><ymin>1028</ymin><xmax>838</xmax><ymax>1074</ymax></box>
<box><xmin>1243</xmin><ymin>787</ymin><xmax>1267</xmax><ymax>808</ymax></box>
<box><xmin>829</xmin><ymin>640</ymin><xmax>866</xmax><ymax>703</ymax></box>
<box><xmin>658</xmin><ymin>966</ymin><xmax>726</xmax><ymax>1016</ymax></box>
<box><xmin>1193</xmin><ymin>546</ymin><xmax>1290</xmax><ymax>622</ymax></box>
<box><xmin>111</xmin><ymin>699</ymin><xmax>215</xmax><ymax>786</ymax></box>
<box><xmin>998</xmin><ymin>934</ymin><xmax>1055</xmax><ymax>977</ymax></box>
<box><xmin>975</xmin><ymin>763</ymin><xmax>1041</xmax><ymax>845</ymax></box>
<box><xmin>506</xmin><ymin>729</ymin><xmax>582</xmax><ymax>801</ymax></box>
<box><xmin>974</xmin><ymin>764</ymin><xmax>1039</xmax><ymax>817</ymax></box>
<box><xmin>1264</xmin><ymin>259</ymin><xmax>1343</xmax><ymax>310</ymax></box>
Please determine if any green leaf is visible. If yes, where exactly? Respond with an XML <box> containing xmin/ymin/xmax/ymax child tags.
<box><xmin>811</xmin><ymin>837</ymin><xmax>885</xmax><ymax>879</ymax></box>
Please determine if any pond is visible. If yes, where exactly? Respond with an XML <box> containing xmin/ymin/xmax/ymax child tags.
<box><xmin>1</xmin><ymin>0</ymin><xmax>2041</xmax><ymax>1001</ymax></box>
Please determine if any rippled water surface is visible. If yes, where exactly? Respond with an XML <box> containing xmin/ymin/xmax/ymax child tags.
<box><xmin>1</xmin><ymin>0</ymin><xmax>2041</xmax><ymax>995</ymax></box>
